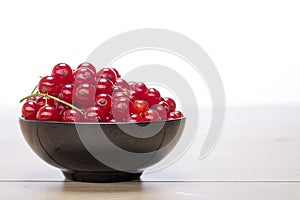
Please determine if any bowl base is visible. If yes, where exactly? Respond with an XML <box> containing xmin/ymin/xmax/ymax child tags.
<box><xmin>62</xmin><ymin>171</ymin><xmax>142</xmax><ymax>183</ymax></box>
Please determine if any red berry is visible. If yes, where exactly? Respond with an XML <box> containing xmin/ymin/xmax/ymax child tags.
<box><xmin>36</xmin><ymin>96</ymin><xmax>55</xmax><ymax>110</ymax></box>
<box><xmin>112</xmin><ymin>86</ymin><xmax>125</xmax><ymax>93</ymax></box>
<box><xmin>38</xmin><ymin>76</ymin><xmax>60</xmax><ymax>97</ymax></box>
<box><xmin>151</xmin><ymin>103</ymin><xmax>168</xmax><ymax>120</ymax></box>
<box><xmin>112</xmin><ymin>92</ymin><xmax>128</xmax><ymax>99</ymax></box>
<box><xmin>95</xmin><ymin>94</ymin><xmax>112</xmax><ymax>113</ymax></box>
<box><xmin>59</xmin><ymin>84</ymin><xmax>73</xmax><ymax>104</ymax></box>
<box><xmin>145</xmin><ymin>88</ymin><xmax>161</xmax><ymax>106</ymax></box>
<box><xmin>128</xmin><ymin>81</ymin><xmax>136</xmax><ymax>90</ymax></box>
<box><xmin>133</xmin><ymin>82</ymin><xmax>147</xmax><ymax>94</ymax></box>
<box><xmin>112</xmin><ymin>68</ymin><xmax>121</xmax><ymax>78</ymax></box>
<box><xmin>74</xmin><ymin>67</ymin><xmax>95</xmax><ymax>84</ymax></box>
<box><xmin>22</xmin><ymin>101</ymin><xmax>38</xmax><ymax>120</ymax></box>
<box><xmin>61</xmin><ymin>109</ymin><xmax>83</xmax><ymax>122</ymax></box>
<box><xmin>103</xmin><ymin>112</ymin><xmax>113</xmax><ymax>122</ymax></box>
<box><xmin>73</xmin><ymin>83</ymin><xmax>96</xmax><ymax>108</ymax></box>
<box><xmin>128</xmin><ymin>114</ymin><xmax>143</xmax><ymax>122</ymax></box>
<box><xmin>116</xmin><ymin>79</ymin><xmax>129</xmax><ymax>90</ymax></box>
<box><xmin>164</xmin><ymin>97</ymin><xmax>176</xmax><ymax>112</ymax></box>
<box><xmin>83</xmin><ymin>107</ymin><xmax>100</xmax><ymax>122</ymax></box>
<box><xmin>55</xmin><ymin>102</ymin><xmax>68</xmax><ymax>117</ymax></box>
<box><xmin>159</xmin><ymin>101</ymin><xmax>170</xmax><ymax>112</ymax></box>
<box><xmin>112</xmin><ymin>97</ymin><xmax>133</xmax><ymax>122</ymax></box>
<box><xmin>96</xmin><ymin>78</ymin><xmax>113</xmax><ymax>95</ymax></box>
<box><xmin>128</xmin><ymin>90</ymin><xmax>142</xmax><ymax>102</ymax></box>
<box><xmin>77</xmin><ymin>62</ymin><xmax>96</xmax><ymax>74</ymax></box>
<box><xmin>168</xmin><ymin>111</ymin><xmax>183</xmax><ymax>120</ymax></box>
<box><xmin>51</xmin><ymin>63</ymin><xmax>73</xmax><ymax>84</ymax></box>
<box><xmin>173</xmin><ymin>111</ymin><xmax>183</xmax><ymax>118</ymax></box>
<box><xmin>109</xmin><ymin>118</ymin><xmax>116</xmax><ymax>123</ymax></box>
<box><xmin>133</xmin><ymin>100</ymin><xmax>149</xmax><ymax>115</ymax></box>
<box><xmin>36</xmin><ymin>105</ymin><xmax>59</xmax><ymax>121</ymax></box>
<box><xmin>83</xmin><ymin>106</ymin><xmax>106</xmax><ymax>122</ymax></box>
<box><xmin>97</xmin><ymin>68</ymin><xmax>117</xmax><ymax>83</ymax></box>
<box><xmin>143</xmin><ymin>109</ymin><xmax>160</xmax><ymax>122</ymax></box>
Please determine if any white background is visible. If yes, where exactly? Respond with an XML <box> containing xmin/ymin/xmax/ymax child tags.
<box><xmin>0</xmin><ymin>0</ymin><xmax>300</xmax><ymax>106</ymax></box>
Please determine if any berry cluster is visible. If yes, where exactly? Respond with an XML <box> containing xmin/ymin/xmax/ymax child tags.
<box><xmin>21</xmin><ymin>63</ymin><xmax>184</xmax><ymax>122</ymax></box>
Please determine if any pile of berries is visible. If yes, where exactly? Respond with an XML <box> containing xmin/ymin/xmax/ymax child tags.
<box><xmin>21</xmin><ymin>63</ymin><xmax>184</xmax><ymax>122</ymax></box>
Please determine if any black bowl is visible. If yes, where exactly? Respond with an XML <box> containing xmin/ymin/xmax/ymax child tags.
<box><xmin>19</xmin><ymin>117</ymin><xmax>186</xmax><ymax>182</ymax></box>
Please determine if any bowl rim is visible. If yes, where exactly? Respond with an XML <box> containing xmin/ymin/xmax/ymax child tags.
<box><xmin>19</xmin><ymin>116</ymin><xmax>186</xmax><ymax>125</ymax></box>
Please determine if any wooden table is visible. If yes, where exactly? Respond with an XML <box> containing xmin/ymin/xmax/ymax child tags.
<box><xmin>1</xmin><ymin>105</ymin><xmax>300</xmax><ymax>199</ymax></box>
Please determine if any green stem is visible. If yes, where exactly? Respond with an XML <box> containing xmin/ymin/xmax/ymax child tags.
<box><xmin>31</xmin><ymin>85</ymin><xmax>38</xmax><ymax>94</ymax></box>
<box><xmin>20</xmin><ymin>93</ymin><xmax>84</xmax><ymax>114</ymax></box>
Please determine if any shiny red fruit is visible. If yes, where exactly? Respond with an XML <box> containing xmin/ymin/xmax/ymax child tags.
<box><xmin>74</xmin><ymin>67</ymin><xmax>95</xmax><ymax>84</ymax></box>
<box><xmin>61</xmin><ymin>109</ymin><xmax>83</xmax><ymax>122</ymax></box>
<box><xmin>96</xmin><ymin>78</ymin><xmax>113</xmax><ymax>95</ymax></box>
<box><xmin>112</xmin><ymin>92</ymin><xmax>128</xmax><ymax>99</ymax></box>
<box><xmin>22</xmin><ymin>101</ymin><xmax>38</xmax><ymax>120</ymax></box>
<box><xmin>133</xmin><ymin>82</ymin><xmax>147</xmax><ymax>94</ymax></box>
<box><xmin>133</xmin><ymin>100</ymin><xmax>149</xmax><ymax>115</ymax></box>
<box><xmin>109</xmin><ymin>119</ymin><xmax>116</xmax><ymax>123</ymax></box>
<box><xmin>168</xmin><ymin>111</ymin><xmax>183</xmax><ymax>120</ymax></box>
<box><xmin>36</xmin><ymin>96</ymin><xmax>55</xmax><ymax>110</ymax></box>
<box><xmin>116</xmin><ymin>79</ymin><xmax>129</xmax><ymax>90</ymax></box>
<box><xmin>73</xmin><ymin>83</ymin><xmax>96</xmax><ymax>108</ymax></box>
<box><xmin>112</xmin><ymin>68</ymin><xmax>121</xmax><ymax>78</ymax></box>
<box><xmin>55</xmin><ymin>102</ymin><xmax>68</xmax><ymax>116</ymax></box>
<box><xmin>95</xmin><ymin>94</ymin><xmax>112</xmax><ymax>113</ymax></box>
<box><xmin>51</xmin><ymin>63</ymin><xmax>73</xmax><ymax>84</ymax></box>
<box><xmin>112</xmin><ymin>97</ymin><xmax>133</xmax><ymax>122</ymax></box>
<box><xmin>112</xmin><ymin>86</ymin><xmax>124</xmax><ymax>93</ymax></box>
<box><xmin>97</xmin><ymin>68</ymin><xmax>117</xmax><ymax>83</ymax></box>
<box><xmin>128</xmin><ymin>81</ymin><xmax>136</xmax><ymax>90</ymax></box>
<box><xmin>77</xmin><ymin>62</ymin><xmax>96</xmax><ymax>74</ymax></box>
<box><xmin>164</xmin><ymin>97</ymin><xmax>176</xmax><ymax>112</ymax></box>
<box><xmin>59</xmin><ymin>84</ymin><xmax>73</xmax><ymax>104</ymax></box>
<box><xmin>36</xmin><ymin>105</ymin><xmax>59</xmax><ymax>121</ymax></box>
<box><xmin>38</xmin><ymin>76</ymin><xmax>60</xmax><ymax>97</ymax></box>
<box><xmin>143</xmin><ymin>109</ymin><xmax>160</xmax><ymax>122</ymax></box>
<box><xmin>83</xmin><ymin>107</ymin><xmax>100</xmax><ymax>122</ymax></box>
<box><xmin>128</xmin><ymin>90</ymin><xmax>142</xmax><ymax>102</ymax></box>
<box><xmin>151</xmin><ymin>103</ymin><xmax>168</xmax><ymax>120</ymax></box>
<box><xmin>83</xmin><ymin>106</ymin><xmax>106</xmax><ymax>122</ymax></box>
<box><xmin>103</xmin><ymin>112</ymin><xmax>113</xmax><ymax>122</ymax></box>
<box><xmin>128</xmin><ymin>114</ymin><xmax>143</xmax><ymax>122</ymax></box>
<box><xmin>145</xmin><ymin>88</ymin><xmax>161</xmax><ymax>106</ymax></box>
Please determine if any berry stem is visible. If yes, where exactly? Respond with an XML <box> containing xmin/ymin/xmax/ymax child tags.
<box><xmin>31</xmin><ymin>85</ymin><xmax>38</xmax><ymax>94</ymax></box>
<box><xmin>20</xmin><ymin>93</ymin><xmax>84</xmax><ymax>114</ymax></box>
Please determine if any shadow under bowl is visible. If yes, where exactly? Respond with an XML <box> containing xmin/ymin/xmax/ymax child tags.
<box><xmin>19</xmin><ymin>117</ymin><xmax>186</xmax><ymax>182</ymax></box>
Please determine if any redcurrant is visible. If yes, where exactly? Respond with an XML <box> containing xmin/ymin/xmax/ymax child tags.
<box><xmin>164</xmin><ymin>97</ymin><xmax>176</xmax><ymax>112</ymax></box>
<box><xmin>77</xmin><ymin>62</ymin><xmax>96</xmax><ymax>74</ymax></box>
<box><xmin>74</xmin><ymin>67</ymin><xmax>95</xmax><ymax>84</ymax></box>
<box><xmin>97</xmin><ymin>68</ymin><xmax>117</xmax><ymax>83</ymax></box>
<box><xmin>73</xmin><ymin>83</ymin><xmax>96</xmax><ymax>108</ymax></box>
<box><xmin>38</xmin><ymin>76</ymin><xmax>60</xmax><ymax>97</ymax></box>
<box><xmin>133</xmin><ymin>100</ymin><xmax>149</xmax><ymax>115</ymax></box>
<box><xmin>36</xmin><ymin>105</ymin><xmax>59</xmax><ymax>121</ymax></box>
<box><xmin>95</xmin><ymin>94</ymin><xmax>112</xmax><ymax>113</ymax></box>
<box><xmin>143</xmin><ymin>109</ymin><xmax>160</xmax><ymax>122</ymax></box>
<box><xmin>61</xmin><ymin>109</ymin><xmax>83</xmax><ymax>122</ymax></box>
<box><xmin>96</xmin><ymin>78</ymin><xmax>113</xmax><ymax>95</ymax></box>
<box><xmin>22</xmin><ymin>101</ymin><xmax>38</xmax><ymax>120</ymax></box>
<box><xmin>145</xmin><ymin>88</ymin><xmax>161</xmax><ymax>106</ymax></box>
<box><xmin>51</xmin><ymin>63</ymin><xmax>73</xmax><ymax>85</ymax></box>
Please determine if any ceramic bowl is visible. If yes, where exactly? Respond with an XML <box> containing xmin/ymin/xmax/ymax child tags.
<box><xmin>19</xmin><ymin>117</ymin><xmax>186</xmax><ymax>182</ymax></box>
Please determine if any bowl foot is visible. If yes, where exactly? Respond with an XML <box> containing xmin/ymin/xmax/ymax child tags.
<box><xmin>62</xmin><ymin>171</ymin><xmax>142</xmax><ymax>183</ymax></box>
